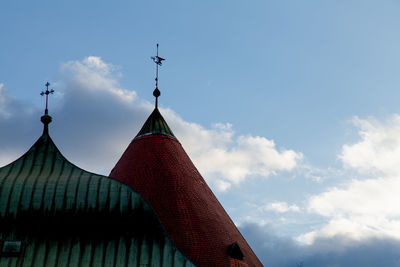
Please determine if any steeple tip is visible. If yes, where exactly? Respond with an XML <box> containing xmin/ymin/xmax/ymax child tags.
<box><xmin>153</xmin><ymin>87</ymin><xmax>160</xmax><ymax>108</ymax></box>
<box><xmin>40</xmin><ymin>81</ymin><xmax>54</xmax><ymax>135</ymax></box>
<box><xmin>135</xmin><ymin>108</ymin><xmax>175</xmax><ymax>139</ymax></box>
<box><xmin>151</xmin><ymin>44</ymin><xmax>165</xmax><ymax>109</ymax></box>
<box><xmin>40</xmin><ymin>114</ymin><xmax>52</xmax><ymax>135</ymax></box>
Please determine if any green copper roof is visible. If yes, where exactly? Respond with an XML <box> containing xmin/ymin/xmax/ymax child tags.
<box><xmin>136</xmin><ymin>108</ymin><xmax>175</xmax><ymax>139</ymax></box>
<box><xmin>0</xmin><ymin>126</ymin><xmax>194</xmax><ymax>266</ymax></box>
<box><xmin>0</xmin><ymin>132</ymin><xmax>152</xmax><ymax>220</ymax></box>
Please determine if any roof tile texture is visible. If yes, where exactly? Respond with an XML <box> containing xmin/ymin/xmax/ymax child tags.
<box><xmin>0</xmin><ymin>133</ymin><xmax>196</xmax><ymax>267</ymax></box>
<box><xmin>110</xmin><ymin>134</ymin><xmax>263</xmax><ymax>267</ymax></box>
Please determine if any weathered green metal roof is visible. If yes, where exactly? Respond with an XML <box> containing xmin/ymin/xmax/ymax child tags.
<box><xmin>0</xmin><ymin>127</ymin><xmax>194</xmax><ymax>266</ymax></box>
<box><xmin>136</xmin><ymin>108</ymin><xmax>175</xmax><ymax>138</ymax></box>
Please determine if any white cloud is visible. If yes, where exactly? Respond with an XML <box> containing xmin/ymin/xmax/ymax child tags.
<box><xmin>308</xmin><ymin>176</ymin><xmax>400</xmax><ymax>218</ymax></box>
<box><xmin>259</xmin><ymin>201</ymin><xmax>301</xmax><ymax>213</ymax></box>
<box><xmin>0</xmin><ymin>56</ymin><xmax>302</xmax><ymax>192</ymax></box>
<box><xmin>240</xmin><ymin>222</ymin><xmax>400</xmax><ymax>267</ymax></box>
<box><xmin>60</xmin><ymin>56</ymin><xmax>136</xmax><ymax>103</ymax></box>
<box><xmin>301</xmin><ymin>115</ymin><xmax>400</xmax><ymax>244</ymax></box>
<box><xmin>298</xmin><ymin>216</ymin><xmax>400</xmax><ymax>245</ymax></box>
<box><xmin>340</xmin><ymin>115</ymin><xmax>400</xmax><ymax>175</ymax></box>
<box><xmin>163</xmin><ymin>109</ymin><xmax>303</xmax><ymax>191</ymax></box>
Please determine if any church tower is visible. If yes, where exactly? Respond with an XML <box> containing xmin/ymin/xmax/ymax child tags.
<box><xmin>0</xmin><ymin>46</ymin><xmax>262</xmax><ymax>266</ymax></box>
<box><xmin>109</xmin><ymin>45</ymin><xmax>262</xmax><ymax>267</ymax></box>
<box><xmin>0</xmin><ymin>83</ymin><xmax>195</xmax><ymax>266</ymax></box>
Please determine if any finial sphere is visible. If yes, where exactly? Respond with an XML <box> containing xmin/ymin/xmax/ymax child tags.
<box><xmin>41</xmin><ymin>114</ymin><xmax>52</xmax><ymax>125</ymax></box>
<box><xmin>153</xmin><ymin>88</ymin><xmax>161</xmax><ymax>98</ymax></box>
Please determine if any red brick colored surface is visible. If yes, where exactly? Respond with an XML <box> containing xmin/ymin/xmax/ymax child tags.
<box><xmin>110</xmin><ymin>134</ymin><xmax>263</xmax><ymax>267</ymax></box>
<box><xmin>230</xmin><ymin>258</ymin><xmax>251</xmax><ymax>267</ymax></box>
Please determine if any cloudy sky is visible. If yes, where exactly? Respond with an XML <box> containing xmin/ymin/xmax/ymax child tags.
<box><xmin>2</xmin><ymin>1</ymin><xmax>400</xmax><ymax>266</ymax></box>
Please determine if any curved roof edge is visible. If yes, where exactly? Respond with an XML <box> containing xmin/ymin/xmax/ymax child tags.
<box><xmin>0</xmin><ymin>130</ymin><xmax>195</xmax><ymax>266</ymax></box>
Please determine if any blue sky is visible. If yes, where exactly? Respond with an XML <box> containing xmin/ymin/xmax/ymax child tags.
<box><xmin>2</xmin><ymin>1</ymin><xmax>400</xmax><ymax>266</ymax></box>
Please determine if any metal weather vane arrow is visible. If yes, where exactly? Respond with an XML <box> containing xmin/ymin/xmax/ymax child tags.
<box><xmin>151</xmin><ymin>43</ymin><xmax>165</xmax><ymax>108</ymax></box>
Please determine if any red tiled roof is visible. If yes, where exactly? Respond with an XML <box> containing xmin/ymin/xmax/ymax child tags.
<box><xmin>110</xmin><ymin>132</ymin><xmax>263</xmax><ymax>267</ymax></box>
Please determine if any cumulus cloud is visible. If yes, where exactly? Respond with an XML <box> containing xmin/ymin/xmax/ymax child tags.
<box><xmin>0</xmin><ymin>56</ymin><xmax>302</xmax><ymax>191</ymax></box>
<box><xmin>164</xmin><ymin>111</ymin><xmax>303</xmax><ymax>190</ymax></box>
<box><xmin>240</xmin><ymin>222</ymin><xmax>400</xmax><ymax>267</ymax></box>
<box><xmin>340</xmin><ymin>115</ymin><xmax>400</xmax><ymax>175</ymax></box>
<box><xmin>301</xmin><ymin>115</ymin><xmax>400</xmax><ymax>245</ymax></box>
<box><xmin>60</xmin><ymin>56</ymin><xmax>137</xmax><ymax>103</ymax></box>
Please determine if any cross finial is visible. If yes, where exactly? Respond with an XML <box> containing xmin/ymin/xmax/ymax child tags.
<box><xmin>40</xmin><ymin>82</ymin><xmax>54</xmax><ymax>135</ymax></box>
<box><xmin>40</xmin><ymin>82</ymin><xmax>55</xmax><ymax>115</ymax></box>
<box><xmin>151</xmin><ymin>43</ymin><xmax>165</xmax><ymax>108</ymax></box>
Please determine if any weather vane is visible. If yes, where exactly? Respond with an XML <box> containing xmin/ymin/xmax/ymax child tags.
<box><xmin>40</xmin><ymin>82</ymin><xmax>54</xmax><ymax>115</ymax></box>
<box><xmin>151</xmin><ymin>43</ymin><xmax>165</xmax><ymax>108</ymax></box>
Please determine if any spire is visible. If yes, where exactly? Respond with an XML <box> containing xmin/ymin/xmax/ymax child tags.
<box><xmin>135</xmin><ymin>108</ymin><xmax>175</xmax><ymax>139</ymax></box>
<box><xmin>151</xmin><ymin>43</ymin><xmax>165</xmax><ymax>109</ymax></box>
<box><xmin>134</xmin><ymin>45</ymin><xmax>174</xmax><ymax>139</ymax></box>
<box><xmin>40</xmin><ymin>82</ymin><xmax>54</xmax><ymax>134</ymax></box>
<box><xmin>111</xmin><ymin>120</ymin><xmax>263</xmax><ymax>267</ymax></box>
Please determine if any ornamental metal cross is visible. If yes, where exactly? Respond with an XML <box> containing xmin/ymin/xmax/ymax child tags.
<box><xmin>40</xmin><ymin>82</ymin><xmax>54</xmax><ymax>114</ymax></box>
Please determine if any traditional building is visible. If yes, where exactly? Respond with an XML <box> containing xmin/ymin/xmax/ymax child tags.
<box><xmin>0</xmin><ymin>47</ymin><xmax>262</xmax><ymax>266</ymax></box>
<box><xmin>0</xmin><ymin>102</ymin><xmax>195</xmax><ymax>266</ymax></box>
<box><xmin>110</xmin><ymin>103</ymin><xmax>262</xmax><ymax>267</ymax></box>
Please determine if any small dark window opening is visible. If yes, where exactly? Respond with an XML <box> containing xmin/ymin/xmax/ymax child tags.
<box><xmin>228</xmin><ymin>242</ymin><xmax>244</xmax><ymax>261</ymax></box>
<box><xmin>1</xmin><ymin>241</ymin><xmax>22</xmax><ymax>257</ymax></box>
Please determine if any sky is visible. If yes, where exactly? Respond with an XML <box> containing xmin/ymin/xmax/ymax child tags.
<box><xmin>2</xmin><ymin>1</ymin><xmax>400</xmax><ymax>266</ymax></box>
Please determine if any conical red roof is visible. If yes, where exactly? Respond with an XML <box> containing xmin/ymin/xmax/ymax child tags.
<box><xmin>110</xmin><ymin>108</ymin><xmax>262</xmax><ymax>267</ymax></box>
